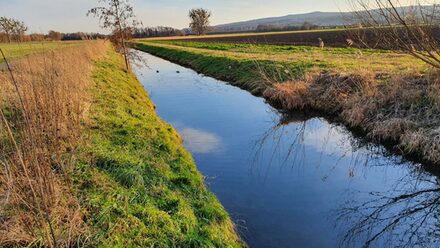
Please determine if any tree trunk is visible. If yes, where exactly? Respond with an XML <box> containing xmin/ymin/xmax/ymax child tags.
<box><xmin>121</xmin><ymin>37</ymin><xmax>129</xmax><ymax>71</ymax></box>
<box><xmin>114</xmin><ymin>2</ymin><xmax>129</xmax><ymax>72</ymax></box>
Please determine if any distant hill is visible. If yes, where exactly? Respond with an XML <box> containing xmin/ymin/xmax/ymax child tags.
<box><xmin>210</xmin><ymin>6</ymin><xmax>433</xmax><ymax>33</ymax></box>
<box><xmin>212</xmin><ymin>11</ymin><xmax>349</xmax><ymax>33</ymax></box>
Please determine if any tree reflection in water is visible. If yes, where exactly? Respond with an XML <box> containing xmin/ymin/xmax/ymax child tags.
<box><xmin>337</xmin><ymin>171</ymin><xmax>440</xmax><ymax>248</ymax></box>
<box><xmin>252</xmin><ymin>110</ymin><xmax>440</xmax><ymax>247</ymax></box>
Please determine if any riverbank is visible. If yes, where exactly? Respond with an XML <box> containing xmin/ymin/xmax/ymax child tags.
<box><xmin>78</xmin><ymin>47</ymin><xmax>243</xmax><ymax>247</ymax></box>
<box><xmin>0</xmin><ymin>42</ymin><xmax>243</xmax><ymax>247</ymax></box>
<box><xmin>134</xmin><ymin>41</ymin><xmax>440</xmax><ymax>168</ymax></box>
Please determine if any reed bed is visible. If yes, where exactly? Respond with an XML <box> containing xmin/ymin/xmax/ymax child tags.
<box><xmin>0</xmin><ymin>41</ymin><xmax>107</xmax><ymax>247</ymax></box>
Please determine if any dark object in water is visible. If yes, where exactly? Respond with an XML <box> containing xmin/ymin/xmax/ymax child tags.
<box><xmin>156</xmin><ymin>70</ymin><xmax>159</xmax><ymax>73</ymax></box>
<box><xmin>176</xmin><ymin>71</ymin><xmax>180</xmax><ymax>73</ymax></box>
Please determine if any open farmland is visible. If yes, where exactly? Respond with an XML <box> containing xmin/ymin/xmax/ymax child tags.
<box><xmin>0</xmin><ymin>41</ymin><xmax>84</xmax><ymax>63</ymax></box>
<box><xmin>143</xmin><ymin>27</ymin><xmax>440</xmax><ymax>49</ymax></box>
<box><xmin>143</xmin><ymin>29</ymin><xmax>352</xmax><ymax>47</ymax></box>
<box><xmin>138</xmin><ymin>40</ymin><xmax>426</xmax><ymax>74</ymax></box>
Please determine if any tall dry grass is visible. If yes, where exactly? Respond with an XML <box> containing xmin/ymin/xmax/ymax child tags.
<box><xmin>263</xmin><ymin>65</ymin><xmax>440</xmax><ymax>165</ymax></box>
<box><xmin>0</xmin><ymin>41</ymin><xmax>107</xmax><ymax>247</ymax></box>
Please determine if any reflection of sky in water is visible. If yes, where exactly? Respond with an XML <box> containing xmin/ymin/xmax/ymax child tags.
<box><xmin>180</xmin><ymin>127</ymin><xmax>222</xmax><ymax>154</ymax></box>
<box><xmin>133</xmin><ymin>50</ymin><xmax>440</xmax><ymax>248</ymax></box>
<box><xmin>303</xmin><ymin>119</ymin><xmax>353</xmax><ymax>156</ymax></box>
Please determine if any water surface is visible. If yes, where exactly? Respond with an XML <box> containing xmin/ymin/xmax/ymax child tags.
<box><xmin>134</xmin><ymin>51</ymin><xmax>440</xmax><ymax>248</ymax></box>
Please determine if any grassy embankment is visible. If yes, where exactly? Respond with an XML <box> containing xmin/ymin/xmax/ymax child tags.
<box><xmin>0</xmin><ymin>42</ymin><xmax>242</xmax><ymax>247</ymax></box>
<box><xmin>79</xmin><ymin>47</ymin><xmax>242</xmax><ymax>247</ymax></box>
<box><xmin>134</xmin><ymin>40</ymin><xmax>440</xmax><ymax>167</ymax></box>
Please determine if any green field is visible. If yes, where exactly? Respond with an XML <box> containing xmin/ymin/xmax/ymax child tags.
<box><xmin>0</xmin><ymin>41</ymin><xmax>84</xmax><ymax>63</ymax></box>
<box><xmin>139</xmin><ymin>41</ymin><xmax>426</xmax><ymax>74</ymax></box>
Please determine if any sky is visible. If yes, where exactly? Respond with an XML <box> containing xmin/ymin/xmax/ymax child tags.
<box><xmin>0</xmin><ymin>0</ymin><xmax>356</xmax><ymax>33</ymax></box>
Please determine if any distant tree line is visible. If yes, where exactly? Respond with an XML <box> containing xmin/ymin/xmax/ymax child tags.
<box><xmin>0</xmin><ymin>30</ymin><xmax>106</xmax><ymax>43</ymax></box>
<box><xmin>0</xmin><ymin>16</ymin><xmax>106</xmax><ymax>43</ymax></box>
<box><xmin>132</xmin><ymin>26</ymin><xmax>184</xmax><ymax>38</ymax></box>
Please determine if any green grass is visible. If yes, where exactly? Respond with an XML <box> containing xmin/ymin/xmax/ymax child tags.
<box><xmin>136</xmin><ymin>41</ymin><xmax>426</xmax><ymax>74</ymax></box>
<box><xmin>0</xmin><ymin>41</ymin><xmax>84</xmax><ymax>63</ymax></box>
<box><xmin>73</xmin><ymin>48</ymin><xmax>243</xmax><ymax>247</ymax></box>
<box><xmin>148</xmin><ymin>40</ymin><xmax>386</xmax><ymax>54</ymax></box>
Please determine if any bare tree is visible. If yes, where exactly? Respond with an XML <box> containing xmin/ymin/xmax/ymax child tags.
<box><xmin>189</xmin><ymin>8</ymin><xmax>211</xmax><ymax>36</ymax></box>
<box><xmin>0</xmin><ymin>17</ymin><xmax>27</xmax><ymax>43</ymax></box>
<box><xmin>351</xmin><ymin>1</ymin><xmax>440</xmax><ymax>69</ymax></box>
<box><xmin>88</xmin><ymin>0</ymin><xmax>138</xmax><ymax>71</ymax></box>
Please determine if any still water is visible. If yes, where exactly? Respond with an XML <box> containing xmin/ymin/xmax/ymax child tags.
<box><xmin>134</xmin><ymin>51</ymin><xmax>440</xmax><ymax>248</ymax></box>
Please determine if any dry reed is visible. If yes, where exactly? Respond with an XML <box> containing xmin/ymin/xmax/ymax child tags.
<box><xmin>262</xmin><ymin>64</ymin><xmax>440</xmax><ymax>165</ymax></box>
<box><xmin>0</xmin><ymin>41</ymin><xmax>107</xmax><ymax>247</ymax></box>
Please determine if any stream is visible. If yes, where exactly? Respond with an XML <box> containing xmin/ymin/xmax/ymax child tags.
<box><xmin>133</xmin><ymin>50</ymin><xmax>440</xmax><ymax>248</ymax></box>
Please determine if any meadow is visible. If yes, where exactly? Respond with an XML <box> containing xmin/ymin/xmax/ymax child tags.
<box><xmin>0</xmin><ymin>41</ymin><xmax>83</xmax><ymax>63</ymax></box>
<box><xmin>142</xmin><ymin>40</ymin><xmax>426</xmax><ymax>73</ymax></box>
<box><xmin>143</xmin><ymin>27</ymin><xmax>440</xmax><ymax>49</ymax></box>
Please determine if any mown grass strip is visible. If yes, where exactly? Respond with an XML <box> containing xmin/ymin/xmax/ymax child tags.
<box><xmin>73</xmin><ymin>48</ymin><xmax>243</xmax><ymax>247</ymax></box>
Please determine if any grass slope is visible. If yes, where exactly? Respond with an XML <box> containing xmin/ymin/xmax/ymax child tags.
<box><xmin>74</xmin><ymin>49</ymin><xmax>243</xmax><ymax>247</ymax></box>
<box><xmin>134</xmin><ymin>42</ymin><xmax>318</xmax><ymax>95</ymax></box>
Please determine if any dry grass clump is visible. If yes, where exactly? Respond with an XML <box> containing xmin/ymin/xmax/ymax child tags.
<box><xmin>308</xmin><ymin>71</ymin><xmax>376</xmax><ymax>114</ymax></box>
<box><xmin>263</xmin><ymin>79</ymin><xmax>309</xmax><ymax>109</ymax></box>
<box><xmin>264</xmin><ymin>71</ymin><xmax>376</xmax><ymax>113</ymax></box>
<box><xmin>263</xmin><ymin>65</ymin><xmax>440</xmax><ymax>165</ymax></box>
<box><xmin>0</xmin><ymin>41</ymin><xmax>107</xmax><ymax>247</ymax></box>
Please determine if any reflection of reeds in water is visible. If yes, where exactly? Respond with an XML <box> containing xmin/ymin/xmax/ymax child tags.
<box><xmin>336</xmin><ymin>170</ymin><xmax>440</xmax><ymax>248</ymax></box>
<box><xmin>253</xmin><ymin>110</ymin><xmax>440</xmax><ymax>247</ymax></box>
<box><xmin>250</xmin><ymin>109</ymin><xmax>394</xmax><ymax>180</ymax></box>
<box><xmin>0</xmin><ymin>42</ymin><xmax>107</xmax><ymax>247</ymax></box>
<box><xmin>260</xmin><ymin>57</ymin><xmax>440</xmax><ymax>166</ymax></box>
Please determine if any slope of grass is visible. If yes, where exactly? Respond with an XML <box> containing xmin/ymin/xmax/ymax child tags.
<box><xmin>134</xmin><ymin>42</ymin><xmax>319</xmax><ymax>95</ymax></box>
<box><xmin>74</xmin><ymin>49</ymin><xmax>243</xmax><ymax>247</ymax></box>
<box><xmin>0</xmin><ymin>41</ymin><xmax>83</xmax><ymax>63</ymax></box>
<box><xmin>136</xmin><ymin>41</ymin><xmax>426</xmax><ymax>73</ymax></box>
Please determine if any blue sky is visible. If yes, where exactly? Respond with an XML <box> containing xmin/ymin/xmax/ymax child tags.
<box><xmin>0</xmin><ymin>0</ymin><xmax>349</xmax><ymax>33</ymax></box>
